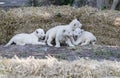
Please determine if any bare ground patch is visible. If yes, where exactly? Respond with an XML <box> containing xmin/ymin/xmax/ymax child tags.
<box><xmin>0</xmin><ymin>45</ymin><xmax>120</xmax><ymax>61</ymax></box>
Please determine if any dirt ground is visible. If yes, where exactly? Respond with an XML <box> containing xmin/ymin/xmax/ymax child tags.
<box><xmin>0</xmin><ymin>44</ymin><xmax>120</xmax><ymax>61</ymax></box>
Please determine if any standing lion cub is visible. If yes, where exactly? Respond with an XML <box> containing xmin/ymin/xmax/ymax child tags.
<box><xmin>4</xmin><ymin>28</ymin><xmax>46</xmax><ymax>47</ymax></box>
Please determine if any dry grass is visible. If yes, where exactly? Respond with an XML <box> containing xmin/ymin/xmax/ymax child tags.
<box><xmin>0</xmin><ymin>56</ymin><xmax>120</xmax><ymax>78</ymax></box>
<box><xmin>0</xmin><ymin>5</ymin><xmax>120</xmax><ymax>45</ymax></box>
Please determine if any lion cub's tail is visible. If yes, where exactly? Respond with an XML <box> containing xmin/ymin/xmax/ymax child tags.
<box><xmin>4</xmin><ymin>39</ymin><xmax>14</xmax><ymax>47</ymax></box>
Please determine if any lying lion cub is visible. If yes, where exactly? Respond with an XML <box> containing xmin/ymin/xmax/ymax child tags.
<box><xmin>4</xmin><ymin>28</ymin><xmax>46</xmax><ymax>47</ymax></box>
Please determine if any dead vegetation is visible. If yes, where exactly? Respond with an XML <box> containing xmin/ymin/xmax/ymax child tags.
<box><xmin>0</xmin><ymin>56</ymin><xmax>119</xmax><ymax>78</ymax></box>
<box><xmin>0</xmin><ymin>5</ymin><xmax>120</xmax><ymax>45</ymax></box>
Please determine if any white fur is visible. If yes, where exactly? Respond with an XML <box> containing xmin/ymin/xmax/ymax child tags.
<box><xmin>73</xmin><ymin>28</ymin><xmax>97</xmax><ymax>46</ymax></box>
<box><xmin>4</xmin><ymin>28</ymin><xmax>46</xmax><ymax>47</ymax></box>
<box><xmin>55</xmin><ymin>28</ymin><xmax>74</xmax><ymax>47</ymax></box>
<box><xmin>44</xmin><ymin>19</ymin><xmax>82</xmax><ymax>47</ymax></box>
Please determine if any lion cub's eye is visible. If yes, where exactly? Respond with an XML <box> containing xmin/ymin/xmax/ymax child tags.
<box><xmin>74</xmin><ymin>24</ymin><xmax>76</xmax><ymax>26</ymax></box>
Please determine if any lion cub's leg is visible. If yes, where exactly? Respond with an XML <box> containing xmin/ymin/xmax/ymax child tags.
<box><xmin>32</xmin><ymin>41</ymin><xmax>46</xmax><ymax>45</ymax></box>
<box><xmin>47</xmin><ymin>37</ymin><xmax>54</xmax><ymax>46</ymax></box>
<box><xmin>55</xmin><ymin>36</ymin><xmax>61</xmax><ymax>48</ymax></box>
<box><xmin>66</xmin><ymin>38</ymin><xmax>74</xmax><ymax>47</ymax></box>
<box><xmin>81</xmin><ymin>40</ymin><xmax>90</xmax><ymax>46</ymax></box>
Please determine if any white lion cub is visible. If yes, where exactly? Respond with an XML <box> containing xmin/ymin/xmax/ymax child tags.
<box><xmin>4</xmin><ymin>28</ymin><xmax>46</xmax><ymax>47</ymax></box>
<box><xmin>44</xmin><ymin>19</ymin><xmax>82</xmax><ymax>47</ymax></box>
<box><xmin>55</xmin><ymin>28</ymin><xmax>74</xmax><ymax>47</ymax></box>
<box><xmin>73</xmin><ymin>28</ymin><xmax>96</xmax><ymax>46</ymax></box>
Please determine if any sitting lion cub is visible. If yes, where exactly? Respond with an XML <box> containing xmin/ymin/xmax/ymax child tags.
<box><xmin>4</xmin><ymin>28</ymin><xmax>46</xmax><ymax>47</ymax></box>
<box><xmin>73</xmin><ymin>28</ymin><xmax>96</xmax><ymax>46</ymax></box>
